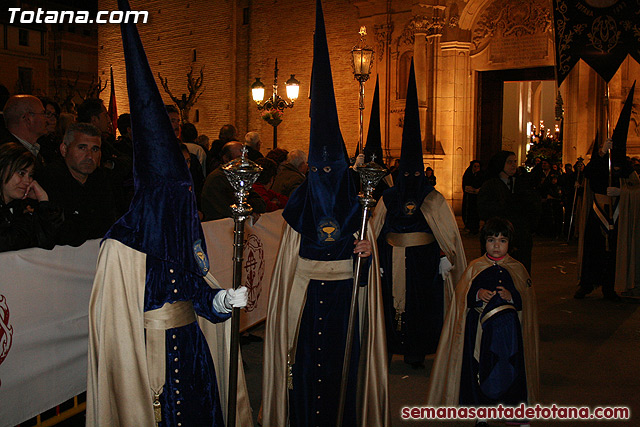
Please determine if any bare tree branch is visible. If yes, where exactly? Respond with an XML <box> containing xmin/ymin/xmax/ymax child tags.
<box><xmin>157</xmin><ymin>66</ymin><xmax>205</xmax><ymax>122</ymax></box>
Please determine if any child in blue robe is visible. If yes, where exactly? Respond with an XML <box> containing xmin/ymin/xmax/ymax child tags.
<box><xmin>426</xmin><ymin>217</ymin><xmax>539</xmax><ymax>427</ymax></box>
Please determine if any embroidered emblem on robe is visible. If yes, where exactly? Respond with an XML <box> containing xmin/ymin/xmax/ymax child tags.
<box><xmin>317</xmin><ymin>218</ymin><xmax>340</xmax><ymax>243</ymax></box>
<box><xmin>193</xmin><ymin>239</ymin><xmax>209</xmax><ymax>273</ymax></box>
<box><xmin>403</xmin><ymin>200</ymin><xmax>417</xmax><ymax>216</ymax></box>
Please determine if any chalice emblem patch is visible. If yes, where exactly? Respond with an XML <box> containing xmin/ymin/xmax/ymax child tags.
<box><xmin>317</xmin><ymin>218</ymin><xmax>340</xmax><ymax>243</ymax></box>
<box><xmin>404</xmin><ymin>201</ymin><xmax>417</xmax><ymax>216</ymax></box>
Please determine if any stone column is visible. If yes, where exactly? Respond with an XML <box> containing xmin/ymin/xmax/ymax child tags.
<box><xmin>437</xmin><ymin>40</ymin><xmax>472</xmax><ymax>209</ymax></box>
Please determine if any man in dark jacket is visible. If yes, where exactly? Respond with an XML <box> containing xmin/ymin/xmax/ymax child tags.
<box><xmin>478</xmin><ymin>150</ymin><xmax>540</xmax><ymax>273</ymax></box>
<box><xmin>1</xmin><ymin>95</ymin><xmax>48</xmax><ymax>167</ymax></box>
<box><xmin>39</xmin><ymin>123</ymin><xmax>118</xmax><ymax>246</ymax></box>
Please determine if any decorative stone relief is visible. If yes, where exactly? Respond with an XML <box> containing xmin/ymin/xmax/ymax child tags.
<box><xmin>396</xmin><ymin>14</ymin><xmax>445</xmax><ymax>48</ymax></box>
<box><xmin>448</xmin><ymin>13</ymin><xmax>460</xmax><ymax>28</ymax></box>
<box><xmin>374</xmin><ymin>22</ymin><xmax>394</xmax><ymax>62</ymax></box>
<box><xmin>472</xmin><ymin>0</ymin><xmax>551</xmax><ymax>51</ymax></box>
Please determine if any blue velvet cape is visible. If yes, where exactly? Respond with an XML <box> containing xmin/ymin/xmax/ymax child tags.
<box><xmin>459</xmin><ymin>264</ymin><xmax>527</xmax><ymax>406</ymax></box>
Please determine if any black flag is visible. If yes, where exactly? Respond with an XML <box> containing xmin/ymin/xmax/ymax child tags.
<box><xmin>553</xmin><ymin>0</ymin><xmax>640</xmax><ymax>85</ymax></box>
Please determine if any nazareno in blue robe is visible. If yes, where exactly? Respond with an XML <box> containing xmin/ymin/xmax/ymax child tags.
<box><xmin>377</xmin><ymin>186</ymin><xmax>445</xmax><ymax>363</ymax></box>
<box><xmin>288</xmin><ymin>233</ymin><xmax>366</xmax><ymax>427</ymax></box>
<box><xmin>459</xmin><ymin>263</ymin><xmax>527</xmax><ymax>406</ymax></box>
<box><xmin>143</xmin><ymin>255</ymin><xmax>230</xmax><ymax>426</ymax></box>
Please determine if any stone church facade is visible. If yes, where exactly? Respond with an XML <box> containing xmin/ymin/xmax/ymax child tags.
<box><xmin>98</xmin><ymin>0</ymin><xmax>639</xmax><ymax>210</ymax></box>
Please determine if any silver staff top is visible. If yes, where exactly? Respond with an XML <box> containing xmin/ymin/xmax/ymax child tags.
<box><xmin>356</xmin><ymin>154</ymin><xmax>387</xmax><ymax>208</ymax></box>
<box><xmin>222</xmin><ymin>145</ymin><xmax>263</xmax><ymax>218</ymax></box>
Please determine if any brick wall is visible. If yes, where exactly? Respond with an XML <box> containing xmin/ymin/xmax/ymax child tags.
<box><xmin>97</xmin><ymin>0</ymin><xmax>363</xmax><ymax>156</ymax></box>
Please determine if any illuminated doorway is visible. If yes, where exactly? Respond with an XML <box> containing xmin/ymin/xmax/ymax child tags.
<box><xmin>476</xmin><ymin>66</ymin><xmax>556</xmax><ymax>167</ymax></box>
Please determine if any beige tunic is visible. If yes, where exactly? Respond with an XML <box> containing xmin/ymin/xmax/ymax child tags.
<box><xmin>261</xmin><ymin>223</ymin><xmax>390</xmax><ymax>427</ymax></box>
<box><xmin>370</xmin><ymin>188</ymin><xmax>468</xmax><ymax>314</ymax></box>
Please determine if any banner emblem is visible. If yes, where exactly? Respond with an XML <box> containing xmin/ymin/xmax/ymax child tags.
<box><xmin>243</xmin><ymin>234</ymin><xmax>265</xmax><ymax>312</ymax></box>
<box><xmin>0</xmin><ymin>294</ymin><xmax>14</xmax><ymax>387</ymax></box>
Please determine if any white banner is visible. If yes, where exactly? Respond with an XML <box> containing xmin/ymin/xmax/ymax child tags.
<box><xmin>0</xmin><ymin>241</ymin><xmax>99</xmax><ymax>427</ymax></box>
<box><xmin>202</xmin><ymin>212</ymin><xmax>284</xmax><ymax>329</ymax></box>
<box><xmin>0</xmin><ymin>211</ymin><xmax>285</xmax><ymax>426</ymax></box>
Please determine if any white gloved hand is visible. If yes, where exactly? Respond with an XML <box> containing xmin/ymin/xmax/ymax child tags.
<box><xmin>606</xmin><ymin>186</ymin><xmax>621</xmax><ymax>197</ymax></box>
<box><xmin>224</xmin><ymin>286</ymin><xmax>248</xmax><ymax>309</ymax></box>
<box><xmin>439</xmin><ymin>256</ymin><xmax>453</xmax><ymax>277</ymax></box>
<box><xmin>212</xmin><ymin>286</ymin><xmax>248</xmax><ymax>313</ymax></box>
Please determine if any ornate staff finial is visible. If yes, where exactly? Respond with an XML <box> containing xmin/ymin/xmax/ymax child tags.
<box><xmin>222</xmin><ymin>149</ymin><xmax>262</xmax><ymax>220</ymax></box>
<box><xmin>356</xmin><ymin>158</ymin><xmax>387</xmax><ymax>209</ymax></box>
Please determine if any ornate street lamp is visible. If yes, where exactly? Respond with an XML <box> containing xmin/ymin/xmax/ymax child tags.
<box><xmin>350</xmin><ymin>26</ymin><xmax>374</xmax><ymax>155</ymax></box>
<box><xmin>251</xmin><ymin>58</ymin><xmax>300</xmax><ymax>149</ymax></box>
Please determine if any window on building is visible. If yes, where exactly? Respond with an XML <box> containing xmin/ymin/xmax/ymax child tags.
<box><xmin>192</xmin><ymin>49</ymin><xmax>197</xmax><ymax>62</ymax></box>
<box><xmin>194</xmin><ymin>109</ymin><xmax>200</xmax><ymax>123</ymax></box>
<box><xmin>243</xmin><ymin>7</ymin><xmax>250</xmax><ymax>25</ymax></box>
<box><xmin>397</xmin><ymin>51</ymin><xmax>413</xmax><ymax>100</ymax></box>
<box><xmin>18</xmin><ymin>68</ymin><xmax>33</xmax><ymax>94</ymax></box>
<box><xmin>19</xmin><ymin>29</ymin><xmax>29</xmax><ymax>46</ymax></box>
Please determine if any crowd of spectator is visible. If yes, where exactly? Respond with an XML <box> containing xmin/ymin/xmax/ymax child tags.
<box><xmin>0</xmin><ymin>89</ymin><xmax>310</xmax><ymax>253</ymax></box>
<box><xmin>7</xmin><ymin>89</ymin><xmax>636</xmax><ymax>256</ymax></box>
<box><xmin>467</xmin><ymin>153</ymin><xmax>640</xmax><ymax>247</ymax></box>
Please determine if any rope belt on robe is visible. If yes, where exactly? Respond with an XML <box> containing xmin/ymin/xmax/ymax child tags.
<box><xmin>286</xmin><ymin>256</ymin><xmax>354</xmax><ymax>389</ymax></box>
<box><xmin>144</xmin><ymin>300</ymin><xmax>196</xmax><ymax>424</ymax></box>
<box><xmin>385</xmin><ymin>232</ymin><xmax>435</xmax><ymax>325</ymax></box>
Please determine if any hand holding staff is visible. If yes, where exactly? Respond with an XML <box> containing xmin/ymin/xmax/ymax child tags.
<box><xmin>336</xmin><ymin>157</ymin><xmax>387</xmax><ymax>427</ymax></box>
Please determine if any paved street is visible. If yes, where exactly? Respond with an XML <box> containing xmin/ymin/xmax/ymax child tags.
<box><xmin>239</xmin><ymin>225</ymin><xmax>640</xmax><ymax>426</ymax></box>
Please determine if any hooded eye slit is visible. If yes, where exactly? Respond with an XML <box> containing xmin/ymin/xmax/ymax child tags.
<box><xmin>323</xmin><ymin>166</ymin><xmax>331</xmax><ymax>173</ymax></box>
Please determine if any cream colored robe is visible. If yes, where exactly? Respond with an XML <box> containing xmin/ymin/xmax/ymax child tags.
<box><xmin>577</xmin><ymin>171</ymin><xmax>640</xmax><ymax>294</ymax></box>
<box><xmin>87</xmin><ymin>239</ymin><xmax>253</xmax><ymax>426</ymax></box>
<box><xmin>615</xmin><ymin>171</ymin><xmax>640</xmax><ymax>294</ymax></box>
<box><xmin>370</xmin><ymin>189</ymin><xmax>468</xmax><ymax>312</ymax></box>
<box><xmin>261</xmin><ymin>223</ymin><xmax>390</xmax><ymax>427</ymax></box>
<box><xmin>426</xmin><ymin>254</ymin><xmax>539</xmax><ymax>406</ymax></box>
